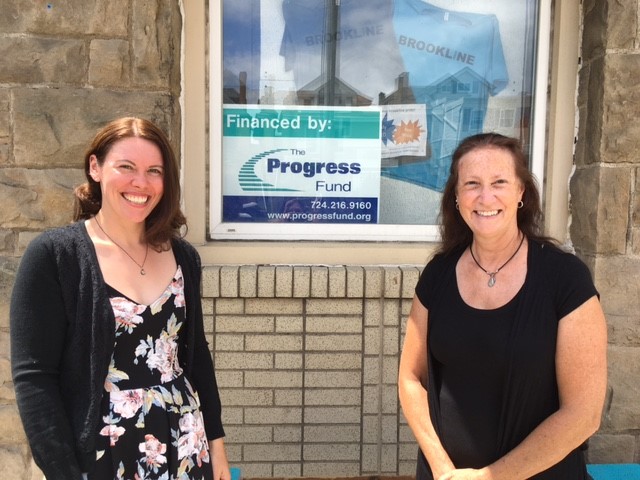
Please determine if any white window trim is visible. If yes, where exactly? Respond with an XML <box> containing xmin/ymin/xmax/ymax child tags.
<box><xmin>181</xmin><ymin>0</ymin><xmax>579</xmax><ymax>264</ymax></box>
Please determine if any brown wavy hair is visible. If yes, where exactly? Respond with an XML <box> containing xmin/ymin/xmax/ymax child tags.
<box><xmin>73</xmin><ymin>117</ymin><xmax>186</xmax><ymax>249</ymax></box>
<box><xmin>438</xmin><ymin>132</ymin><xmax>556</xmax><ymax>255</ymax></box>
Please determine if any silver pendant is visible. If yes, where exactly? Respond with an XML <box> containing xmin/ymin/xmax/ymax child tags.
<box><xmin>140</xmin><ymin>268</ymin><xmax>146</xmax><ymax>275</ymax></box>
<box><xmin>488</xmin><ymin>273</ymin><xmax>496</xmax><ymax>287</ymax></box>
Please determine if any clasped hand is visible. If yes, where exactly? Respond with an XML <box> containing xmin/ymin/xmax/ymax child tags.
<box><xmin>437</xmin><ymin>468</ymin><xmax>491</xmax><ymax>480</ymax></box>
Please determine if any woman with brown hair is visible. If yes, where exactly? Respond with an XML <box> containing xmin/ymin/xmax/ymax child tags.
<box><xmin>11</xmin><ymin>117</ymin><xmax>230</xmax><ymax>480</ymax></box>
<box><xmin>399</xmin><ymin>133</ymin><xmax>607</xmax><ymax>479</ymax></box>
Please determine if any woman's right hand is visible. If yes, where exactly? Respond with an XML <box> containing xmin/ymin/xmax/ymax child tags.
<box><xmin>437</xmin><ymin>468</ymin><xmax>491</xmax><ymax>480</ymax></box>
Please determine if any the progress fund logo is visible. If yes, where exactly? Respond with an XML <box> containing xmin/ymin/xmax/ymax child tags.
<box><xmin>238</xmin><ymin>148</ymin><xmax>361</xmax><ymax>193</ymax></box>
<box><xmin>238</xmin><ymin>149</ymin><xmax>297</xmax><ymax>192</ymax></box>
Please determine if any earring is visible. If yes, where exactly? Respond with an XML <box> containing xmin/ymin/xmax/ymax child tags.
<box><xmin>455</xmin><ymin>199</ymin><xmax>460</xmax><ymax>210</ymax></box>
<box><xmin>518</xmin><ymin>200</ymin><xmax>524</xmax><ymax>208</ymax></box>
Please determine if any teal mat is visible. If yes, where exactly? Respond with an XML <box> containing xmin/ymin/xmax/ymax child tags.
<box><xmin>230</xmin><ymin>467</ymin><xmax>242</xmax><ymax>480</ymax></box>
<box><xmin>587</xmin><ymin>464</ymin><xmax>640</xmax><ymax>480</ymax></box>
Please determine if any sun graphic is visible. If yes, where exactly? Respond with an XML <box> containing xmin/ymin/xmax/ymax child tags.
<box><xmin>392</xmin><ymin>120</ymin><xmax>424</xmax><ymax>144</ymax></box>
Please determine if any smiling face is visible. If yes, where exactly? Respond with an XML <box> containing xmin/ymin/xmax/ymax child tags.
<box><xmin>455</xmin><ymin>146</ymin><xmax>524</xmax><ymax>242</ymax></box>
<box><xmin>89</xmin><ymin>137</ymin><xmax>165</xmax><ymax>226</ymax></box>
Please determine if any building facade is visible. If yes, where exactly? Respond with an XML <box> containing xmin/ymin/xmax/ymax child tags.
<box><xmin>0</xmin><ymin>0</ymin><xmax>638</xmax><ymax>478</ymax></box>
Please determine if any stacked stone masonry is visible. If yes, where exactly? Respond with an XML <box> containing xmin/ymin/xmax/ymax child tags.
<box><xmin>203</xmin><ymin>264</ymin><xmax>422</xmax><ymax>478</ymax></box>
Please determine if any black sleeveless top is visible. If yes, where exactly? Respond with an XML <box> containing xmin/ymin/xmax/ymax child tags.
<box><xmin>414</xmin><ymin>241</ymin><xmax>598</xmax><ymax>479</ymax></box>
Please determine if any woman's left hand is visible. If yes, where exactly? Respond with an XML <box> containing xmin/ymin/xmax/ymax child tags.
<box><xmin>438</xmin><ymin>468</ymin><xmax>491</xmax><ymax>480</ymax></box>
<box><xmin>210</xmin><ymin>437</ymin><xmax>231</xmax><ymax>480</ymax></box>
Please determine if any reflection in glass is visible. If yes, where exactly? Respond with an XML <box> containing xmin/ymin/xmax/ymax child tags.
<box><xmin>221</xmin><ymin>0</ymin><xmax>540</xmax><ymax>228</ymax></box>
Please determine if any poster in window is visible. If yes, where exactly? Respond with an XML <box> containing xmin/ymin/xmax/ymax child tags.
<box><xmin>222</xmin><ymin>106</ymin><xmax>381</xmax><ymax>224</ymax></box>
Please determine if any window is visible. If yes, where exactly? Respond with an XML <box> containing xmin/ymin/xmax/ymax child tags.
<box><xmin>209</xmin><ymin>0</ymin><xmax>552</xmax><ymax>241</ymax></box>
<box><xmin>499</xmin><ymin>109</ymin><xmax>516</xmax><ymax>128</ymax></box>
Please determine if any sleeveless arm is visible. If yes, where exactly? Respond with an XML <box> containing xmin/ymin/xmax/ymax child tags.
<box><xmin>399</xmin><ymin>295</ymin><xmax>455</xmax><ymax>479</ymax></box>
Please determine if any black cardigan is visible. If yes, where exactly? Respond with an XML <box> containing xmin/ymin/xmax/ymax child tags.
<box><xmin>10</xmin><ymin>221</ymin><xmax>224</xmax><ymax>480</ymax></box>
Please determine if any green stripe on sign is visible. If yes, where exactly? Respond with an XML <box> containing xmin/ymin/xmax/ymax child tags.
<box><xmin>223</xmin><ymin>108</ymin><xmax>380</xmax><ymax>139</ymax></box>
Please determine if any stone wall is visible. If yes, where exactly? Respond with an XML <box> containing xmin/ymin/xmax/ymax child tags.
<box><xmin>571</xmin><ymin>0</ymin><xmax>640</xmax><ymax>462</ymax></box>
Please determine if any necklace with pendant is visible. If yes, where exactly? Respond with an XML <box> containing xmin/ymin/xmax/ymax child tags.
<box><xmin>469</xmin><ymin>233</ymin><xmax>525</xmax><ymax>287</ymax></box>
<box><xmin>94</xmin><ymin>216</ymin><xmax>149</xmax><ymax>275</ymax></box>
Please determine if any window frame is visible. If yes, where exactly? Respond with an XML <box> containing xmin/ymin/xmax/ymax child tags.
<box><xmin>207</xmin><ymin>0</ymin><xmax>551</xmax><ymax>242</ymax></box>
<box><xmin>181</xmin><ymin>0</ymin><xmax>579</xmax><ymax>265</ymax></box>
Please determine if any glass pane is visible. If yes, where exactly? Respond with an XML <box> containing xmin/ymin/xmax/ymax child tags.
<box><xmin>217</xmin><ymin>0</ymin><xmax>542</xmax><ymax>238</ymax></box>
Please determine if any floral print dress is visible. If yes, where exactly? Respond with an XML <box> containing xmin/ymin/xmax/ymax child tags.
<box><xmin>91</xmin><ymin>266</ymin><xmax>212</xmax><ymax>480</ymax></box>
